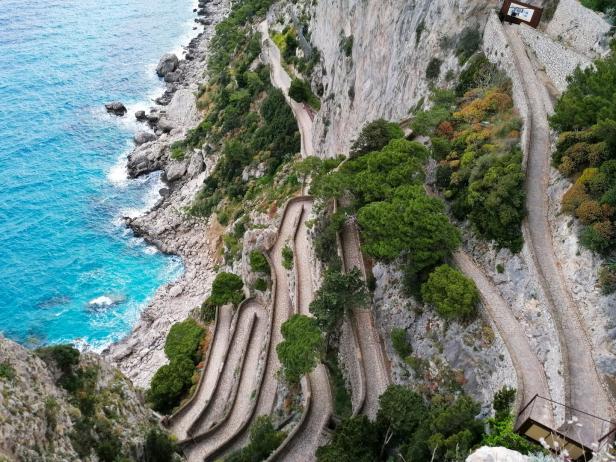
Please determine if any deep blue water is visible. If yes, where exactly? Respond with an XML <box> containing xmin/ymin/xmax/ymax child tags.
<box><xmin>0</xmin><ymin>0</ymin><xmax>195</xmax><ymax>349</ymax></box>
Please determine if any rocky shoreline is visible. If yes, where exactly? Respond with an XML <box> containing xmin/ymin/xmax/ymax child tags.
<box><xmin>102</xmin><ymin>0</ymin><xmax>231</xmax><ymax>388</ymax></box>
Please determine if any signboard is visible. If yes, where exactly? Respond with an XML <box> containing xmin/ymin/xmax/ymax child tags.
<box><xmin>500</xmin><ymin>0</ymin><xmax>543</xmax><ymax>28</ymax></box>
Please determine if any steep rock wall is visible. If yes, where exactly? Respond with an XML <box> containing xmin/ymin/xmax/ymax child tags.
<box><xmin>309</xmin><ymin>0</ymin><xmax>497</xmax><ymax>157</ymax></box>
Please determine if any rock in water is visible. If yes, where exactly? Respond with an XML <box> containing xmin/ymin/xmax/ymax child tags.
<box><xmin>155</xmin><ymin>53</ymin><xmax>179</xmax><ymax>77</ymax></box>
<box><xmin>133</xmin><ymin>131</ymin><xmax>157</xmax><ymax>145</ymax></box>
<box><xmin>104</xmin><ymin>101</ymin><xmax>127</xmax><ymax>116</ymax></box>
<box><xmin>135</xmin><ymin>110</ymin><xmax>147</xmax><ymax>121</ymax></box>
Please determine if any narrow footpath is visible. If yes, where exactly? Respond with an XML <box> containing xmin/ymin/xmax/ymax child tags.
<box><xmin>206</xmin><ymin>199</ymin><xmax>308</xmax><ymax>461</ymax></box>
<box><xmin>274</xmin><ymin>202</ymin><xmax>334</xmax><ymax>461</ymax></box>
<box><xmin>167</xmin><ymin>304</ymin><xmax>233</xmax><ymax>441</ymax></box>
<box><xmin>504</xmin><ymin>24</ymin><xmax>613</xmax><ymax>443</ymax></box>
<box><xmin>340</xmin><ymin>220</ymin><xmax>390</xmax><ymax>420</ymax></box>
<box><xmin>258</xmin><ymin>20</ymin><xmax>315</xmax><ymax>158</ymax></box>
<box><xmin>182</xmin><ymin>300</ymin><xmax>268</xmax><ymax>462</ymax></box>
<box><xmin>454</xmin><ymin>251</ymin><xmax>553</xmax><ymax>425</ymax></box>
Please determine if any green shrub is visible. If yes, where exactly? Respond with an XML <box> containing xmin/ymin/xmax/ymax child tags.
<box><xmin>170</xmin><ymin>141</ymin><xmax>185</xmax><ymax>160</ymax></box>
<box><xmin>201</xmin><ymin>300</ymin><xmax>217</xmax><ymax>323</ymax></box>
<box><xmin>391</xmin><ymin>328</ymin><xmax>412</xmax><ymax>358</ymax></box>
<box><xmin>340</xmin><ymin>35</ymin><xmax>354</xmax><ymax>57</ymax></box>
<box><xmin>426</xmin><ymin>58</ymin><xmax>442</xmax><ymax>80</ymax></box>
<box><xmin>496</xmin><ymin>263</ymin><xmax>505</xmax><ymax>273</ymax></box>
<box><xmin>226</xmin><ymin>416</ymin><xmax>286</xmax><ymax>462</ymax></box>
<box><xmin>289</xmin><ymin>78</ymin><xmax>321</xmax><ymax>110</ymax></box>
<box><xmin>456</xmin><ymin>27</ymin><xmax>482</xmax><ymax>64</ymax></box>
<box><xmin>550</xmin><ymin>48</ymin><xmax>616</xmax><ymax>254</ymax></box>
<box><xmin>0</xmin><ymin>362</ymin><xmax>15</xmax><ymax>381</ymax></box>
<box><xmin>599</xmin><ymin>262</ymin><xmax>616</xmax><ymax>294</ymax></box>
<box><xmin>277</xmin><ymin>314</ymin><xmax>324</xmax><ymax>383</ymax></box>
<box><xmin>164</xmin><ymin>319</ymin><xmax>204</xmax><ymax>364</ymax></box>
<box><xmin>254</xmin><ymin>278</ymin><xmax>268</xmax><ymax>291</ymax></box>
<box><xmin>310</xmin><ymin>269</ymin><xmax>367</xmax><ymax>334</ymax></box>
<box><xmin>144</xmin><ymin>428</ymin><xmax>177</xmax><ymax>462</ymax></box>
<box><xmin>282</xmin><ymin>244</ymin><xmax>294</xmax><ymax>270</ymax></box>
<box><xmin>36</xmin><ymin>344</ymin><xmax>80</xmax><ymax>373</ymax></box>
<box><xmin>324</xmin><ymin>349</ymin><xmax>353</xmax><ymax>418</ymax></box>
<box><xmin>208</xmin><ymin>272</ymin><xmax>244</xmax><ymax>307</ymax></box>
<box><xmin>316</xmin><ymin>415</ymin><xmax>380</xmax><ymax>462</ymax></box>
<box><xmin>358</xmin><ymin>185</ymin><xmax>461</xmax><ymax>272</ymax></box>
<box><xmin>146</xmin><ymin>356</ymin><xmax>195</xmax><ymax>414</ymax></box>
<box><xmin>421</xmin><ymin>264</ymin><xmax>479</xmax><ymax>321</ymax></box>
<box><xmin>350</xmin><ymin>119</ymin><xmax>405</xmax><ymax>158</ymax></box>
<box><xmin>249</xmin><ymin>250</ymin><xmax>270</xmax><ymax>274</ymax></box>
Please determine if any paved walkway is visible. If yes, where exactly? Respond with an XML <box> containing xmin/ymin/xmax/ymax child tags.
<box><xmin>454</xmin><ymin>251</ymin><xmax>553</xmax><ymax>426</ymax></box>
<box><xmin>275</xmin><ymin>202</ymin><xmax>333</xmax><ymax>461</ymax></box>
<box><xmin>167</xmin><ymin>305</ymin><xmax>233</xmax><ymax>441</ymax></box>
<box><xmin>183</xmin><ymin>300</ymin><xmax>268</xmax><ymax>461</ymax></box>
<box><xmin>504</xmin><ymin>25</ymin><xmax>613</xmax><ymax>443</ymax></box>
<box><xmin>259</xmin><ymin>20</ymin><xmax>315</xmax><ymax>158</ymax></box>
<box><xmin>206</xmin><ymin>200</ymin><xmax>308</xmax><ymax>460</ymax></box>
<box><xmin>340</xmin><ymin>220</ymin><xmax>390</xmax><ymax>420</ymax></box>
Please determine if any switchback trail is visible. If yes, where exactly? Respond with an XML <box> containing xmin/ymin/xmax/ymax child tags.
<box><xmin>504</xmin><ymin>24</ymin><xmax>612</xmax><ymax>443</ymax></box>
<box><xmin>205</xmin><ymin>199</ymin><xmax>308</xmax><ymax>461</ymax></box>
<box><xmin>182</xmin><ymin>299</ymin><xmax>268</xmax><ymax>462</ymax></box>
<box><xmin>340</xmin><ymin>220</ymin><xmax>390</xmax><ymax>419</ymax></box>
<box><xmin>258</xmin><ymin>20</ymin><xmax>315</xmax><ymax>158</ymax></box>
<box><xmin>273</xmin><ymin>201</ymin><xmax>333</xmax><ymax>461</ymax></box>
<box><xmin>167</xmin><ymin>305</ymin><xmax>233</xmax><ymax>440</ymax></box>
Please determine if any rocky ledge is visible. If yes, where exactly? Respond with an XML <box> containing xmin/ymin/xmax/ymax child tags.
<box><xmin>101</xmin><ymin>0</ymin><xmax>231</xmax><ymax>388</ymax></box>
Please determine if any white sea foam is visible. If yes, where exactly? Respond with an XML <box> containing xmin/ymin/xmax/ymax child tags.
<box><xmin>88</xmin><ymin>295</ymin><xmax>114</xmax><ymax>307</ymax></box>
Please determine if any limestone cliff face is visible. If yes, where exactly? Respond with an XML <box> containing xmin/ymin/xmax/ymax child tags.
<box><xmin>308</xmin><ymin>0</ymin><xmax>497</xmax><ymax>157</ymax></box>
<box><xmin>0</xmin><ymin>337</ymin><xmax>154</xmax><ymax>461</ymax></box>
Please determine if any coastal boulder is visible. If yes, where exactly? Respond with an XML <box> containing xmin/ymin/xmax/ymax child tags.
<box><xmin>164</xmin><ymin>70</ymin><xmax>182</xmax><ymax>83</ymax></box>
<box><xmin>105</xmin><ymin>101</ymin><xmax>127</xmax><ymax>116</ymax></box>
<box><xmin>155</xmin><ymin>53</ymin><xmax>179</xmax><ymax>77</ymax></box>
<box><xmin>135</xmin><ymin>110</ymin><xmax>147</xmax><ymax>121</ymax></box>
<box><xmin>133</xmin><ymin>131</ymin><xmax>156</xmax><ymax>145</ymax></box>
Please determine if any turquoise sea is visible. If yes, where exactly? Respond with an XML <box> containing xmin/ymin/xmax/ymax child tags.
<box><xmin>0</xmin><ymin>0</ymin><xmax>195</xmax><ymax>349</ymax></box>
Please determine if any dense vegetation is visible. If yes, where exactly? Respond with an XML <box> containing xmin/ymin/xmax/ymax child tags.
<box><xmin>581</xmin><ymin>0</ymin><xmax>616</xmax><ymax>20</ymax></box>
<box><xmin>317</xmin><ymin>384</ymin><xmax>485</xmax><ymax>462</ymax></box>
<box><xmin>289</xmin><ymin>77</ymin><xmax>321</xmax><ymax>110</ymax></box>
<box><xmin>550</xmin><ymin>43</ymin><xmax>616</xmax><ymax>290</ymax></box>
<box><xmin>171</xmin><ymin>0</ymin><xmax>300</xmax><ymax>220</ymax></box>
<box><xmin>318</xmin><ymin>383</ymin><xmax>539</xmax><ymax>462</ymax></box>
<box><xmin>147</xmin><ymin>319</ymin><xmax>206</xmax><ymax>414</ymax></box>
<box><xmin>551</xmin><ymin>44</ymin><xmax>616</xmax><ymax>251</ymax></box>
<box><xmin>202</xmin><ymin>272</ymin><xmax>245</xmax><ymax>321</ymax></box>
<box><xmin>312</xmin><ymin>137</ymin><xmax>461</xmax><ymax>287</ymax></box>
<box><xmin>421</xmin><ymin>264</ymin><xmax>480</xmax><ymax>321</ymax></box>
<box><xmin>36</xmin><ymin>345</ymin><xmax>178</xmax><ymax>461</ymax></box>
<box><xmin>309</xmin><ymin>268</ymin><xmax>367</xmax><ymax>335</ymax></box>
<box><xmin>417</xmin><ymin>55</ymin><xmax>525</xmax><ymax>251</ymax></box>
<box><xmin>225</xmin><ymin>416</ymin><xmax>286</xmax><ymax>462</ymax></box>
<box><xmin>277</xmin><ymin>314</ymin><xmax>325</xmax><ymax>383</ymax></box>
<box><xmin>249</xmin><ymin>250</ymin><xmax>270</xmax><ymax>274</ymax></box>
<box><xmin>350</xmin><ymin>119</ymin><xmax>405</xmax><ymax>158</ymax></box>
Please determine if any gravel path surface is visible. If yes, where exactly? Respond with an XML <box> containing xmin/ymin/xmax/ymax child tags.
<box><xmin>454</xmin><ymin>251</ymin><xmax>553</xmax><ymax>426</ymax></box>
<box><xmin>168</xmin><ymin>305</ymin><xmax>233</xmax><ymax>440</ymax></box>
<box><xmin>340</xmin><ymin>220</ymin><xmax>390</xmax><ymax>420</ymax></box>
<box><xmin>504</xmin><ymin>25</ymin><xmax>613</xmax><ymax>443</ymax></box>
<box><xmin>275</xmin><ymin>202</ymin><xmax>334</xmax><ymax>461</ymax></box>
<box><xmin>259</xmin><ymin>20</ymin><xmax>315</xmax><ymax>158</ymax></box>
<box><xmin>183</xmin><ymin>300</ymin><xmax>268</xmax><ymax>461</ymax></box>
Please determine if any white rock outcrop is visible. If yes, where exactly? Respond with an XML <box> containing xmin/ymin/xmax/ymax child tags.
<box><xmin>466</xmin><ymin>446</ymin><xmax>531</xmax><ymax>462</ymax></box>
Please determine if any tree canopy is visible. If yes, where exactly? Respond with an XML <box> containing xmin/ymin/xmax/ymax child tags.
<box><xmin>164</xmin><ymin>319</ymin><xmax>204</xmax><ymax>364</ymax></box>
<box><xmin>309</xmin><ymin>268</ymin><xmax>368</xmax><ymax>334</ymax></box>
<box><xmin>357</xmin><ymin>185</ymin><xmax>460</xmax><ymax>272</ymax></box>
<box><xmin>421</xmin><ymin>264</ymin><xmax>479</xmax><ymax>321</ymax></box>
<box><xmin>350</xmin><ymin>119</ymin><xmax>405</xmax><ymax>158</ymax></box>
<box><xmin>276</xmin><ymin>314</ymin><xmax>324</xmax><ymax>383</ymax></box>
